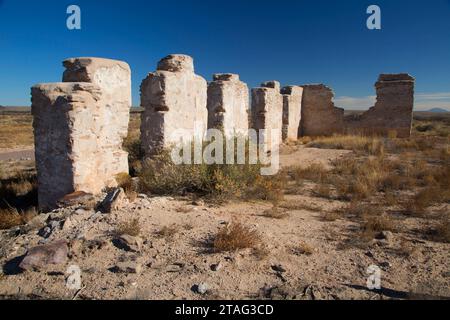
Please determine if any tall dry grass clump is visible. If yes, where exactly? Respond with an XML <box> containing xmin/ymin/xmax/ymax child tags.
<box><xmin>213</xmin><ymin>221</ymin><xmax>262</xmax><ymax>252</ymax></box>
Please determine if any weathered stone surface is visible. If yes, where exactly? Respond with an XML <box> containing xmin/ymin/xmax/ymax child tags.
<box><xmin>19</xmin><ymin>240</ymin><xmax>68</xmax><ymax>271</ymax></box>
<box><xmin>140</xmin><ymin>54</ymin><xmax>207</xmax><ymax>156</ymax></box>
<box><xmin>345</xmin><ymin>74</ymin><xmax>415</xmax><ymax>138</ymax></box>
<box><xmin>281</xmin><ymin>86</ymin><xmax>303</xmax><ymax>141</ymax></box>
<box><xmin>207</xmin><ymin>73</ymin><xmax>249</xmax><ymax>139</ymax></box>
<box><xmin>299</xmin><ymin>84</ymin><xmax>344</xmax><ymax>136</ymax></box>
<box><xmin>31</xmin><ymin>58</ymin><xmax>131</xmax><ymax>210</ymax></box>
<box><xmin>251</xmin><ymin>81</ymin><xmax>283</xmax><ymax>153</ymax></box>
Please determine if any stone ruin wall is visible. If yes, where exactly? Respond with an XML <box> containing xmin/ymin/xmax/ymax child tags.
<box><xmin>251</xmin><ymin>81</ymin><xmax>284</xmax><ymax>153</ymax></box>
<box><xmin>345</xmin><ymin>74</ymin><xmax>415</xmax><ymax>138</ymax></box>
<box><xmin>281</xmin><ymin>86</ymin><xmax>303</xmax><ymax>142</ymax></box>
<box><xmin>299</xmin><ymin>84</ymin><xmax>344</xmax><ymax>137</ymax></box>
<box><xmin>140</xmin><ymin>55</ymin><xmax>207</xmax><ymax>156</ymax></box>
<box><xmin>207</xmin><ymin>73</ymin><xmax>249</xmax><ymax>139</ymax></box>
<box><xmin>32</xmin><ymin>58</ymin><xmax>131</xmax><ymax>210</ymax></box>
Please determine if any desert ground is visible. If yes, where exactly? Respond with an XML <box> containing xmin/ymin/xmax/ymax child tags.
<box><xmin>0</xmin><ymin>109</ymin><xmax>449</xmax><ymax>300</ymax></box>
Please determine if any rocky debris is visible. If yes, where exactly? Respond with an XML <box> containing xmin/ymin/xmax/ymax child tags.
<box><xmin>114</xmin><ymin>235</ymin><xmax>143</xmax><ymax>253</ymax></box>
<box><xmin>69</xmin><ymin>238</ymin><xmax>110</xmax><ymax>258</ymax></box>
<box><xmin>210</xmin><ymin>262</ymin><xmax>222</xmax><ymax>272</ymax></box>
<box><xmin>98</xmin><ymin>188</ymin><xmax>127</xmax><ymax>213</ymax></box>
<box><xmin>19</xmin><ymin>240</ymin><xmax>68</xmax><ymax>271</ymax></box>
<box><xmin>20</xmin><ymin>214</ymin><xmax>50</xmax><ymax>234</ymax></box>
<box><xmin>111</xmin><ymin>261</ymin><xmax>143</xmax><ymax>274</ymax></box>
<box><xmin>271</xmin><ymin>264</ymin><xmax>286</xmax><ymax>273</ymax></box>
<box><xmin>192</xmin><ymin>283</ymin><xmax>209</xmax><ymax>295</ymax></box>
<box><xmin>110</xmin><ymin>254</ymin><xmax>143</xmax><ymax>274</ymax></box>
<box><xmin>166</xmin><ymin>262</ymin><xmax>185</xmax><ymax>273</ymax></box>
<box><xmin>377</xmin><ymin>231</ymin><xmax>394</xmax><ymax>243</ymax></box>
<box><xmin>57</xmin><ymin>191</ymin><xmax>96</xmax><ymax>209</ymax></box>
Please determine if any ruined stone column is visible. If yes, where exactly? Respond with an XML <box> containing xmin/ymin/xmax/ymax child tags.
<box><xmin>344</xmin><ymin>74</ymin><xmax>415</xmax><ymax>138</ymax></box>
<box><xmin>207</xmin><ymin>73</ymin><xmax>249</xmax><ymax>139</ymax></box>
<box><xmin>251</xmin><ymin>81</ymin><xmax>283</xmax><ymax>153</ymax></box>
<box><xmin>299</xmin><ymin>84</ymin><xmax>344</xmax><ymax>136</ymax></box>
<box><xmin>32</xmin><ymin>58</ymin><xmax>131</xmax><ymax>210</ymax></box>
<box><xmin>140</xmin><ymin>54</ymin><xmax>208</xmax><ymax>156</ymax></box>
<box><xmin>281</xmin><ymin>86</ymin><xmax>303</xmax><ymax>141</ymax></box>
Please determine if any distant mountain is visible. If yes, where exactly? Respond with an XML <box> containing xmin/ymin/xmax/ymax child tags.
<box><xmin>426</xmin><ymin>108</ymin><xmax>449</xmax><ymax>113</ymax></box>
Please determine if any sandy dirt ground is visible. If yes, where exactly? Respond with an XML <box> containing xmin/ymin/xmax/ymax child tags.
<box><xmin>0</xmin><ymin>146</ymin><xmax>448</xmax><ymax>300</ymax></box>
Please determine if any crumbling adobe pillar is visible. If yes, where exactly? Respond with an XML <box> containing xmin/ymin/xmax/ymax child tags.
<box><xmin>251</xmin><ymin>81</ymin><xmax>283</xmax><ymax>153</ymax></box>
<box><xmin>31</xmin><ymin>58</ymin><xmax>131</xmax><ymax>210</ymax></box>
<box><xmin>299</xmin><ymin>84</ymin><xmax>344</xmax><ymax>136</ymax></box>
<box><xmin>207</xmin><ymin>73</ymin><xmax>249</xmax><ymax>139</ymax></box>
<box><xmin>140</xmin><ymin>54</ymin><xmax>208</xmax><ymax>156</ymax></box>
<box><xmin>281</xmin><ymin>86</ymin><xmax>303</xmax><ymax>141</ymax></box>
<box><xmin>344</xmin><ymin>74</ymin><xmax>415</xmax><ymax>138</ymax></box>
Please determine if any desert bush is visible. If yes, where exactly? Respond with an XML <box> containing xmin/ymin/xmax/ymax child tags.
<box><xmin>213</xmin><ymin>221</ymin><xmax>261</xmax><ymax>252</ymax></box>
<box><xmin>139</xmin><ymin>145</ymin><xmax>285</xmax><ymax>203</ymax></box>
<box><xmin>115</xmin><ymin>218</ymin><xmax>141</xmax><ymax>237</ymax></box>
<box><xmin>362</xmin><ymin>214</ymin><xmax>395</xmax><ymax>234</ymax></box>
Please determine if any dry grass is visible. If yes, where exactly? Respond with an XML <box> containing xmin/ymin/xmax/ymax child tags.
<box><xmin>0</xmin><ymin>207</ymin><xmax>37</xmax><ymax>230</ymax></box>
<box><xmin>0</xmin><ymin>113</ymin><xmax>34</xmax><ymax>149</ymax></box>
<box><xmin>291</xmin><ymin>241</ymin><xmax>314</xmax><ymax>256</ymax></box>
<box><xmin>362</xmin><ymin>214</ymin><xmax>395</xmax><ymax>234</ymax></box>
<box><xmin>213</xmin><ymin>221</ymin><xmax>262</xmax><ymax>252</ymax></box>
<box><xmin>307</xmin><ymin>135</ymin><xmax>385</xmax><ymax>156</ymax></box>
<box><xmin>115</xmin><ymin>218</ymin><xmax>141</xmax><ymax>237</ymax></box>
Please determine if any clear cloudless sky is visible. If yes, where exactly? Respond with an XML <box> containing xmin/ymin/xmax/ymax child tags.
<box><xmin>0</xmin><ymin>0</ymin><xmax>449</xmax><ymax>110</ymax></box>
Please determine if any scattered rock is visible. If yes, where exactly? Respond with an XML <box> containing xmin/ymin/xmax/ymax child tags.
<box><xmin>111</xmin><ymin>261</ymin><xmax>142</xmax><ymax>274</ymax></box>
<box><xmin>57</xmin><ymin>191</ymin><xmax>96</xmax><ymax>209</ymax></box>
<box><xmin>20</xmin><ymin>214</ymin><xmax>49</xmax><ymax>234</ymax></box>
<box><xmin>98</xmin><ymin>188</ymin><xmax>126</xmax><ymax>213</ymax></box>
<box><xmin>38</xmin><ymin>226</ymin><xmax>52</xmax><ymax>239</ymax></box>
<box><xmin>210</xmin><ymin>262</ymin><xmax>222</xmax><ymax>272</ymax></box>
<box><xmin>19</xmin><ymin>240</ymin><xmax>68</xmax><ymax>271</ymax></box>
<box><xmin>193</xmin><ymin>283</ymin><xmax>209</xmax><ymax>295</ymax></box>
<box><xmin>167</xmin><ymin>262</ymin><xmax>185</xmax><ymax>273</ymax></box>
<box><xmin>271</xmin><ymin>264</ymin><xmax>286</xmax><ymax>273</ymax></box>
<box><xmin>377</xmin><ymin>231</ymin><xmax>394</xmax><ymax>243</ymax></box>
<box><xmin>114</xmin><ymin>235</ymin><xmax>143</xmax><ymax>253</ymax></box>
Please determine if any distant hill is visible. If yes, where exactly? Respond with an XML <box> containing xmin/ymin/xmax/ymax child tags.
<box><xmin>427</xmin><ymin>108</ymin><xmax>449</xmax><ymax>113</ymax></box>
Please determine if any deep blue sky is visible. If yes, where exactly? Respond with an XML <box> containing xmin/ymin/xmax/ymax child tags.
<box><xmin>0</xmin><ymin>0</ymin><xmax>449</xmax><ymax>110</ymax></box>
